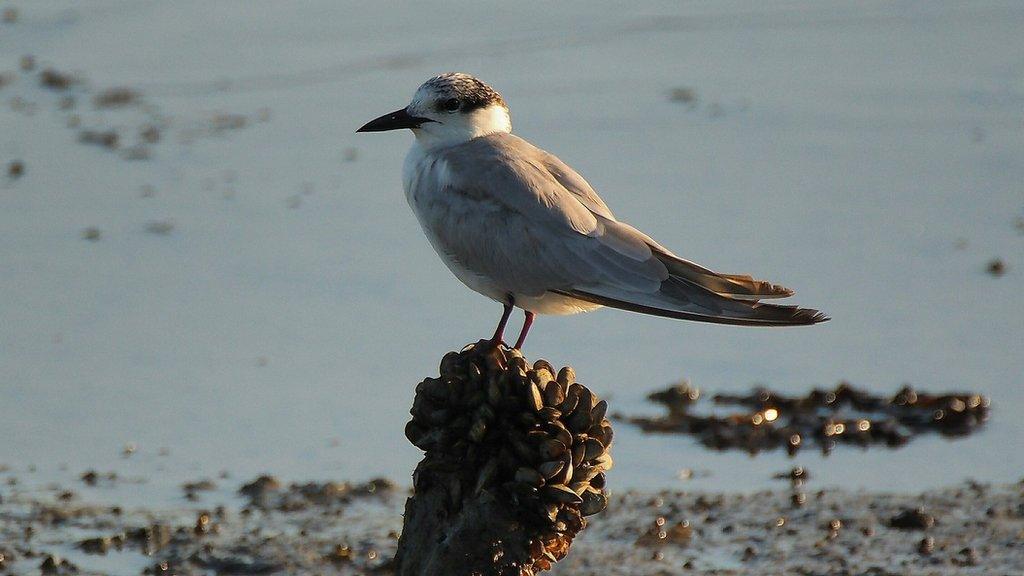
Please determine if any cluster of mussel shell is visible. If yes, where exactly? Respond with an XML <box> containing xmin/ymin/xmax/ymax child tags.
<box><xmin>405</xmin><ymin>340</ymin><xmax>613</xmax><ymax>567</ymax></box>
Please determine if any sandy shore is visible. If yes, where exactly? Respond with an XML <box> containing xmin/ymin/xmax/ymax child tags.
<box><xmin>1</xmin><ymin>471</ymin><xmax>1021</xmax><ymax>575</ymax></box>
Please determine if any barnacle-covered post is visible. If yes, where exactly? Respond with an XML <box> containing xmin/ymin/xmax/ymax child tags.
<box><xmin>394</xmin><ymin>341</ymin><xmax>614</xmax><ymax>576</ymax></box>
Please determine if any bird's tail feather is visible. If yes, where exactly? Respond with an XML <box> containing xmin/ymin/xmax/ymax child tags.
<box><xmin>556</xmin><ymin>284</ymin><xmax>829</xmax><ymax>327</ymax></box>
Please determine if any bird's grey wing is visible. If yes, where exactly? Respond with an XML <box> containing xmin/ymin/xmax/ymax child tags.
<box><xmin>621</xmin><ymin>230</ymin><xmax>795</xmax><ymax>300</ymax></box>
<box><xmin>432</xmin><ymin>136</ymin><xmax>666</xmax><ymax>296</ymax></box>
<box><xmin>531</xmin><ymin>139</ymin><xmax>616</xmax><ymax>220</ymax></box>
<box><xmin>529</xmin><ymin>135</ymin><xmax>794</xmax><ymax>300</ymax></box>
<box><xmin>555</xmin><ymin>217</ymin><xmax>828</xmax><ymax>326</ymax></box>
<box><xmin>438</xmin><ymin>136</ymin><xmax>827</xmax><ymax>325</ymax></box>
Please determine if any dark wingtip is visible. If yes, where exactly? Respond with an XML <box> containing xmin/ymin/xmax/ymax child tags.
<box><xmin>805</xmin><ymin>310</ymin><xmax>831</xmax><ymax>324</ymax></box>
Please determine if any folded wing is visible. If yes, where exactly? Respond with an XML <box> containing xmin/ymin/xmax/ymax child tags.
<box><xmin>437</xmin><ymin>133</ymin><xmax>828</xmax><ymax>326</ymax></box>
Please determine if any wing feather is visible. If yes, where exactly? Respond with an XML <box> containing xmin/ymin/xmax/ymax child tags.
<box><xmin>429</xmin><ymin>133</ymin><xmax>825</xmax><ymax>325</ymax></box>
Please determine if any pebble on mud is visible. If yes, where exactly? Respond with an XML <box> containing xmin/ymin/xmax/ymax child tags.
<box><xmin>669</xmin><ymin>87</ymin><xmax>698</xmax><ymax>106</ymax></box>
<box><xmin>39</xmin><ymin>69</ymin><xmax>78</xmax><ymax>91</ymax></box>
<box><xmin>143</xmin><ymin>220</ymin><xmax>175</xmax><ymax>235</ymax></box>
<box><xmin>93</xmin><ymin>87</ymin><xmax>141</xmax><ymax>108</ymax></box>
<box><xmin>239</xmin><ymin>475</ymin><xmax>282</xmax><ymax>500</ymax></box>
<box><xmin>122</xmin><ymin>145</ymin><xmax>152</xmax><ymax>161</ymax></box>
<box><xmin>629</xmin><ymin>381</ymin><xmax>989</xmax><ymax>455</ymax></box>
<box><xmin>79</xmin><ymin>129</ymin><xmax>119</xmax><ymax>149</ymax></box>
<box><xmin>889</xmin><ymin>507</ymin><xmax>935</xmax><ymax>530</ymax></box>
<box><xmin>636</xmin><ymin>518</ymin><xmax>692</xmax><ymax>547</ymax></box>
<box><xmin>80</xmin><ymin>470</ymin><xmax>117</xmax><ymax>485</ymax></box>
<box><xmin>7</xmin><ymin>160</ymin><xmax>24</xmax><ymax>178</ymax></box>
<box><xmin>182</xmin><ymin>479</ymin><xmax>216</xmax><ymax>492</ymax></box>
<box><xmin>954</xmin><ymin>546</ymin><xmax>981</xmax><ymax>566</ymax></box>
<box><xmin>79</xmin><ymin>534</ymin><xmax>125</xmax><ymax>555</ymax></box>
<box><xmin>917</xmin><ymin>535</ymin><xmax>935</xmax><ymax>555</ymax></box>
<box><xmin>40</xmin><ymin>554</ymin><xmax>77</xmax><ymax>575</ymax></box>
<box><xmin>82</xmin><ymin>227</ymin><xmax>101</xmax><ymax>241</ymax></box>
<box><xmin>210</xmin><ymin>113</ymin><xmax>247</xmax><ymax>132</ymax></box>
<box><xmin>986</xmin><ymin>259</ymin><xmax>1006</xmax><ymax>277</ymax></box>
<box><xmin>140</xmin><ymin>124</ymin><xmax>161</xmax><ymax>143</ymax></box>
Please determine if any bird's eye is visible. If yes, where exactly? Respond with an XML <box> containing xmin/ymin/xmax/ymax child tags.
<box><xmin>443</xmin><ymin>98</ymin><xmax>460</xmax><ymax>112</ymax></box>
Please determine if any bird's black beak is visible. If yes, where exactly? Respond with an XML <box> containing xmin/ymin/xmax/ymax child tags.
<box><xmin>356</xmin><ymin>108</ymin><xmax>433</xmax><ymax>133</ymax></box>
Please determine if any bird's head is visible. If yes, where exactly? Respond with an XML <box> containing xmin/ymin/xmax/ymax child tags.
<box><xmin>357</xmin><ymin>73</ymin><xmax>511</xmax><ymax>148</ymax></box>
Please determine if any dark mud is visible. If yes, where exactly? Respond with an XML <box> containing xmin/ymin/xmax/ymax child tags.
<box><xmin>625</xmin><ymin>381</ymin><xmax>989</xmax><ymax>455</ymax></box>
<box><xmin>1</xmin><ymin>472</ymin><xmax>1021</xmax><ymax>575</ymax></box>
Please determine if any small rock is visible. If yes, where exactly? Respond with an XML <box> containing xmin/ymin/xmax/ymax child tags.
<box><xmin>122</xmin><ymin>145</ymin><xmax>152</xmax><ymax>161</ymax></box>
<box><xmin>182</xmin><ymin>479</ymin><xmax>216</xmax><ymax>492</ymax></box>
<box><xmin>193</xmin><ymin>551</ymin><xmax>280</xmax><ymax>574</ymax></box>
<box><xmin>93</xmin><ymin>87</ymin><xmax>141</xmax><ymax>108</ymax></box>
<box><xmin>326</xmin><ymin>543</ymin><xmax>353</xmax><ymax>564</ymax></box>
<box><xmin>82</xmin><ymin>227</ymin><xmax>101</xmax><ymax>241</ymax></box>
<box><xmin>239</xmin><ymin>475</ymin><xmax>282</xmax><ymax>504</ymax></box>
<box><xmin>669</xmin><ymin>87</ymin><xmax>698</xmax><ymax>106</ymax></box>
<box><xmin>40</xmin><ymin>68</ymin><xmax>78</xmax><ymax>90</ymax></box>
<box><xmin>917</xmin><ymin>535</ymin><xmax>935</xmax><ymax>555</ymax></box>
<box><xmin>986</xmin><ymin>259</ymin><xmax>1006</xmax><ymax>277</ymax></box>
<box><xmin>7</xmin><ymin>160</ymin><xmax>24</xmax><ymax>178</ymax></box>
<box><xmin>144</xmin><ymin>220</ymin><xmax>174</xmax><ymax>235</ymax></box>
<box><xmin>194</xmin><ymin>511</ymin><xmax>212</xmax><ymax>535</ymax></box>
<box><xmin>889</xmin><ymin>507</ymin><xmax>935</xmax><ymax>530</ymax></box>
<box><xmin>40</xmin><ymin>554</ymin><xmax>77</xmax><ymax>574</ymax></box>
<box><xmin>79</xmin><ymin>535</ymin><xmax>116</xmax><ymax>555</ymax></box>
<box><xmin>210</xmin><ymin>113</ymin><xmax>247</xmax><ymax>132</ymax></box>
<box><xmin>140</xmin><ymin>125</ymin><xmax>161</xmax><ymax>143</ymax></box>
<box><xmin>79</xmin><ymin>129</ymin><xmax>119</xmax><ymax>149</ymax></box>
<box><xmin>954</xmin><ymin>546</ymin><xmax>980</xmax><ymax>566</ymax></box>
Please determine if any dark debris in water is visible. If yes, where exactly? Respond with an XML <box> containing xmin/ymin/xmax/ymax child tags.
<box><xmin>625</xmin><ymin>381</ymin><xmax>989</xmax><ymax>455</ymax></box>
<box><xmin>39</xmin><ymin>69</ymin><xmax>79</xmax><ymax>91</ymax></box>
<box><xmin>986</xmin><ymin>258</ymin><xmax>1006</xmax><ymax>277</ymax></box>
<box><xmin>237</xmin><ymin>475</ymin><xmax>395</xmax><ymax>511</ymax></box>
<box><xmin>889</xmin><ymin>507</ymin><xmax>936</xmax><ymax>530</ymax></box>
<box><xmin>93</xmin><ymin>87</ymin><xmax>142</xmax><ymax>109</ymax></box>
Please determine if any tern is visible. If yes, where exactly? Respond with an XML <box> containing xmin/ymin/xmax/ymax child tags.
<box><xmin>358</xmin><ymin>73</ymin><xmax>827</xmax><ymax>349</ymax></box>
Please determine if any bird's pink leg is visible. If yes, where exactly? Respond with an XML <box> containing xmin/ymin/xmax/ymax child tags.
<box><xmin>513</xmin><ymin>311</ymin><xmax>535</xmax><ymax>350</ymax></box>
<box><xmin>489</xmin><ymin>302</ymin><xmax>514</xmax><ymax>347</ymax></box>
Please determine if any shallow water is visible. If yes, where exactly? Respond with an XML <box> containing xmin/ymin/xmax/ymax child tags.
<box><xmin>2</xmin><ymin>1</ymin><xmax>1022</xmax><ymax>498</ymax></box>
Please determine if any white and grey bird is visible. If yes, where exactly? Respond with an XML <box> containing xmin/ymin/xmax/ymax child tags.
<box><xmin>357</xmin><ymin>73</ymin><xmax>827</xmax><ymax>349</ymax></box>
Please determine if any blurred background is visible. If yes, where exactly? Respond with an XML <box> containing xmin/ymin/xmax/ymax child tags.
<box><xmin>2</xmin><ymin>1</ymin><xmax>1022</xmax><ymax>506</ymax></box>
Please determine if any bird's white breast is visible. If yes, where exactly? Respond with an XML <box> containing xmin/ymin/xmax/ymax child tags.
<box><xmin>402</xmin><ymin>141</ymin><xmax>508</xmax><ymax>302</ymax></box>
<box><xmin>400</xmin><ymin>140</ymin><xmax>600</xmax><ymax>316</ymax></box>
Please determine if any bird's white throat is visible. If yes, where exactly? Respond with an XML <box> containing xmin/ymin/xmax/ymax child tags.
<box><xmin>411</xmin><ymin>104</ymin><xmax>512</xmax><ymax>150</ymax></box>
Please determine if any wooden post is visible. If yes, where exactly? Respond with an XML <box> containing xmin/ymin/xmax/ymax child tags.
<box><xmin>394</xmin><ymin>341</ymin><xmax>614</xmax><ymax>576</ymax></box>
